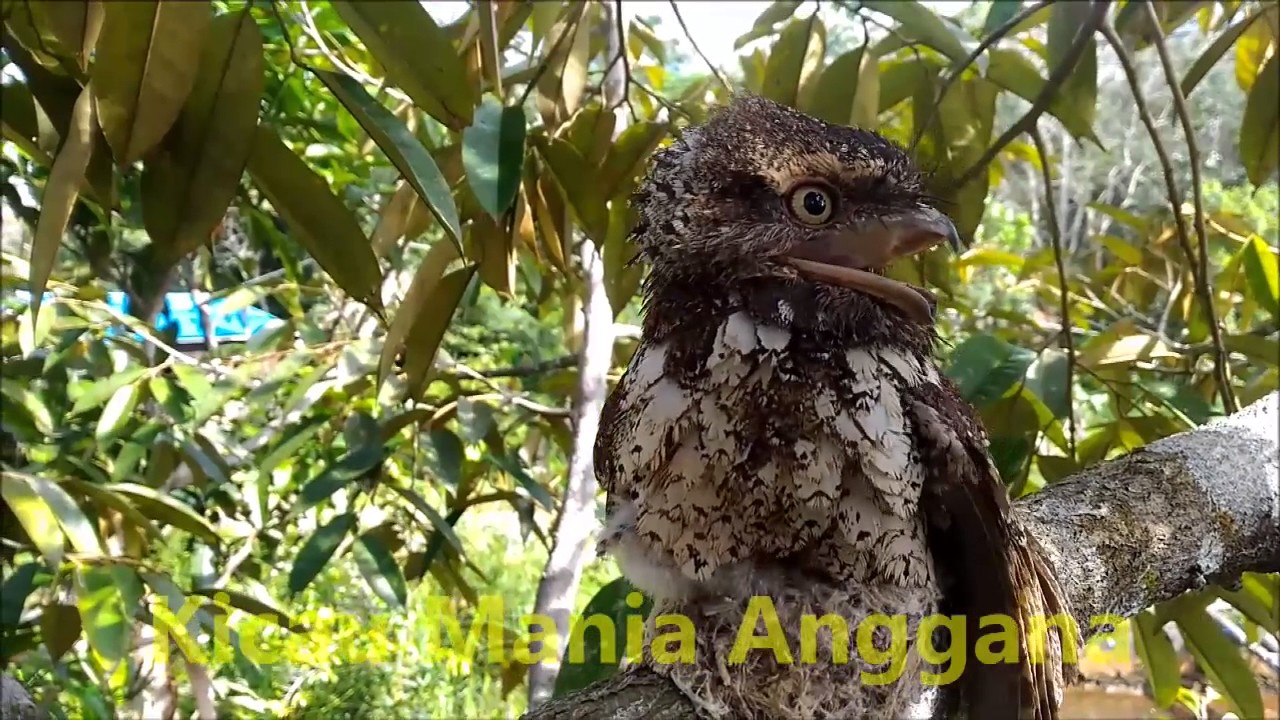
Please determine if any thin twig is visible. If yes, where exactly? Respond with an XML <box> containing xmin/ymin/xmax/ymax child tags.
<box><xmin>954</xmin><ymin>1</ymin><xmax>1110</xmax><ymax>189</ymax></box>
<box><xmin>1030</xmin><ymin>127</ymin><xmax>1079</xmax><ymax>461</ymax></box>
<box><xmin>910</xmin><ymin>0</ymin><xmax>1055</xmax><ymax>151</ymax></box>
<box><xmin>478</xmin><ymin>355</ymin><xmax>577</xmax><ymax>379</ymax></box>
<box><xmin>1141</xmin><ymin>0</ymin><xmax>1237</xmax><ymax>414</ymax></box>
<box><xmin>610</xmin><ymin>0</ymin><xmax>639</xmax><ymax>121</ymax></box>
<box><xmin>668</xmin><ymin>0</ymin><xmax>731</xmax><ymax>92</ymax></box>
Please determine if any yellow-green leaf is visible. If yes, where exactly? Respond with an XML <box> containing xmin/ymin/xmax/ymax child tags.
<box><xmin>986</xmin><ymin>48</ymin><xmax>1099</xmax><ymax>144</ymax></box>
<box><xmin>1</xmin><ymin>472</ymin><xmax>64</xmax><ymax>567</ymax></box>
<box><xmin>141</xmin><ymin>9</ymin><xmax>263</xmax><ymax>268</ymax></box>
<box><xmin>735</xmin><ymin>1</ymin><xmax>803</xmax><ymax>51</ymax></box>
<box><xmin>377</xmin><ymin>238</ymin><xmax>461</xmax><ymax>387</ymax></box>
<box><xmin>1240</xmin><ymin>52</ymin><xmax>1279</xmax><ymax>186</ymax></box>
<box><xmin>1134</xmin><ymin>611</ymin><xmax>1180</xmax><ymax>708</ymax></box>
<box><xmin>761</xmin><ymin>18</ymin><xmax>814</xmax><ymax>108</ymax></box>
<box><xmin>246</xmin><ymin>127</ymin><xmax>384</xmax><ymax>310</ymax></box>
<box><xmin>863</xmin><ymin>0</ymin><xmax>975</xmax><ymax>63</ymax></box>
<box><xmin>60</xmin><ymin>478</ymin><xmax>162</xmax><ymax>541</ymax></box>
<box><xmin>95</xmin><ymin>381</ymin><xmax>142</xmax><ymax>439</ymax></box>
<box><xmin>1177</xmin><ymin>602</ymin><xmax>1265</xmax><ymax>719</ymax></box>
<box><xmin>1235</xmin><ymin>12</ymin><xmax>1276</xmax><ymax>92</ymax></box>
<box><xmin>470</xmin><ymin>213</ymin><xmax>515</xmax><ymax>296</ymax></box>
<box><xmin>111</xmin><ymin>483</ymin><xmax>220</xmax><ymax>547</ymax></box>
<box><xmin>561</xmin><ymin>15</ymin><xmax>591</xmax><ymax>115</ymax></box>
<box><xmin>5</xmin><ymin>471</ymin><xmax>102</xmax><ymax>557</ymax></box>
<box><xmin>74</xmin><ymin>565</ymin><xmax>131</xmax><ymax>664</ymax></box>
<box><xmin>1182</xmin><ymin>7</ymin><xmax>1270</xmax><ymax>96</ymax></box>
<box><xmin>462</xmin><ymin>94</ymin><xmax>527</xmax><ymax>219</ymax></box>
<box><xmin>1241</xmin><ymin>235</ymin><xmax>1280</xmax><ymax>316</ymax></box>
<box><xmin>1046</xmin><ymin>2</ymin><xmax>1098</xmax><ymax>129</ymax></box>
<box><xmin>808</xmin><ymin>47</ymin><xmax>866</xmax><ymax>126</ymax></box>
<box><xmin>598</xmin><ymin>121</ymin><xmax>667</xmax><ymax>201</ymax></box>
<box><xmin>29</xmin><ymin>81</ymin><xmax>95</xmax><ymax>323</ymax></box>
<box><xmin>316</xmin><ymin>69</ymin><xmax>462</xmax><ymax>251</ymax></box>
<box><xmin>331</xmin><ymin>0</ymin><xmax>476</xmax><ymax>130</ymax></box>
<box><xmin>538</xmin><ymin>137</ymin><xmax>608</xmax><ymax>242</ymax></box>
<box><xmin>402</xmin><ymin>266</ymin><xmax>477</xmax><ymax>399</ymax></box>
<box><xmin>91</xmin><ymin>0</ymin><xmax>211</xmax><ymax>165</ymax></box>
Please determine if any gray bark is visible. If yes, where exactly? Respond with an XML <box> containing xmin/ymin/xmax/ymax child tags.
<box><xmin>0</xmin><ymin>674</ymin><xmax>44</xmax><ymax>720</ymax></box>
<box><xmin>522</xmin><ymin>391</ymin><xmax>1280</xmax><ymax>720</ymax></box>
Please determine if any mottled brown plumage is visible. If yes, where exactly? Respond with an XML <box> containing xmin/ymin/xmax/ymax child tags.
<box><xmin>595</xmin><ymin>94</ymin><xmax>1078</xmax><ymax>719</ymax></box>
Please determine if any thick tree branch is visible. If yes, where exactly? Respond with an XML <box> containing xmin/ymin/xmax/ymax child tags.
<box><xmin>523</xmin><ymin>392</ymin><xmax>1280</xmax><ymax>720</ymax></box>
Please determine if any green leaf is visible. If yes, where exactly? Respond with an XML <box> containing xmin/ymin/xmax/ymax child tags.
<box><xmin>61</xmin><ymin>478</ymin><xmax>161</xmax><ymax>541</ymax></box>
<box><xmin>863</xmin><ymin>0</ymin><xmax>975</xmax><ymax>63</ymax></box>
<box><xmin>190</xmin><ymin>587</ymin><xmax>301</xmax><ymax>632</ymax></box>
<box><xmin>1024</xmin><ymin>349</ymin><xmax>1071</xmax><ymax>420</ymax></box>
<box><xmin>462</xmin><ymin>95</ymin><xmax>526</xmax><ymax>219</ymax></box>
<box><xmin>4</xmin><ymin>472</ymin><xmax>102</xmax><ymax>557</ymax></box>
<box><xmin>761</xmin><ymin>18</ymin><xmax>814</xmax><ymax>108</ymax></box>
<box><xmin>1240</xmin><ymin>52</ymin><xmax>1279</xmax><ymax>186</ymax></box>
<box><xmin>1181</xmin><ymin>8</ymin><xmax>1269</xmax><ymax>96</ymax></box>
<box><xmin>1</xmin><ymin>474</ymin><xmax>64</xmax><ymax>567</ymax></box>
<box><xmin>91</xmin><ymin>0</ymin><xmax>211</xmax><ymax>164</ymax></box>
<box><xmin>1242</xmin><ymin>236</ymin><xmax>1280</xmax><ymax>318</ymax></box>
<box><xmin>74</xmin><ymin>565</ymin><xmax>130</xmax><ymax>664</ymax></box>
<box><xmin>551</xmin><ymin>577</ymin><xmax>652</xmax><ymax>698</ymax></box>
<box><xmin>1176</xmin><ymin>600</ymin><xmax>1265</xmax><ymax>719</ymax></box>
<box><xmin>70</xmin><ymin>367</ymin><xmax>147</xmax><ymax>415</ymax></box>
<box><xmin>353</xmin><ymin>532</ymin><xmax>408</xmax><ymax>608</ymax></box>
<box><xmin>288</xmin><ymin>512</ymin><xmax>357</xmax><ymax>595</ymax></box>
<box><xmin>810</xmin><ymin>46</ymin><xmax>883</xmax><ymax>129</ymax></box>
<box><xmin>402</xmin><ymin>266</ymin><xmax>477</xmax><ymax>400</ymax></box>
<box><xmin>1</xmin><ymin>564</ymin><xmax>40</xmax><ymax>628</ymax></box>
<box><xmin>944</xmin><ymin>334</ymin><xmax>1037</xmax><ymax>407</ymax></box>
<box><xmin>331</xmin><ymin>0</ymin><xmax>476</xmax><ymax>130</ymax></box>
<box><xmin>1218</xmin><ymin>585</ymin><xmax>1280</xmax><ymax>635</ymax></box>
<box><xmin>298</xmin><ymin>446</ymin><xmax>382</xmax><ymax>509</ymax></box>
<box><xmin>377</xmin><ymin>238</ymin><xmax>461</xmax><ymax>387</ymax></box>
<box><xmin>981</xmin><ymin>0</ymin><xmax>1022</xmax><ymax>37</ymax></box>
<box><xmin>94</xmin><ymin>381</ymin><xmax>143</xmax><ymax>439</ymax></box>
<box><xmin>1046</xmin><ymin>2</ymin><xmax>1098</xmax><ymax>129</ymax></box>
<box><xmin>141</xmin><ymin>8</ymin><xmax>264</xmax><ymax>267</ymax></box>
<box><xmin>538</xmin><ymin>137</ymin><xmax>608</xmax><ymax>242</ymax></box>
<box><xmin>390</xmin><ymin>484</ymin><xmax>464</xmax><ymax>554</ymax></box>
<box><xmin>315</xmin><ymin>69</ymin><xmax>462</xmax><ymax>250</ymax></box>
<box><xmin>600</xmin><ymin>122</ymin><xmax>667</xmax><ymax>201</ymax></box>
<box><xmin>985</xmin><ymin>49</ymin><xmax>1099</xmax><ymax>144</ymax></box>
<box><xmin>486</xmin><ymin>451</ymin><xmax>554</xmax><ymax>509</ymax></box>
<box><xmin>1134</xmin><ymin>610</ymin><xmax>1180</xmax><ymax>708</ymax></box>
<box><xmin>29</xmin><ymin>82</ymin><xmax>95</xmax><ymax>323</ymax></box>
<box><xmin>111</xmin><ymin>483</ymin><xmax>220</xmax><ymax>546</ymax></box>
<box><xmin>246</xmin><ymin>126</ymin><xmax>384</xmax><ymax>310</ymax></box>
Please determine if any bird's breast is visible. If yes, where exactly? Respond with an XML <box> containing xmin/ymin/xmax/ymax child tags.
<box><xmin>599</xmin><ymin>307</ymin><xmax>943</xmax><ymax>592</ymax></box>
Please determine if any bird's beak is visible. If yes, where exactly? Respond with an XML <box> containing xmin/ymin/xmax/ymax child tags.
<box><xmin>781</xmin><ymin>207</ymin><xmax>965</xmax><ymax>324</ymax></box>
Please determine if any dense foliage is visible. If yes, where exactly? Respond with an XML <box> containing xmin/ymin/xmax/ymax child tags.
<box><xmin>0</xmin><ymin>1</ymin><xmax>1276</xmax><ymax>718</ymax></box>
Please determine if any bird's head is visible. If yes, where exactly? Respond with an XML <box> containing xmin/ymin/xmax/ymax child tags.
<box><xmin>631</xmin><ymin>93</ymin><xmax>965</xmax><ymax>330</ymax></box>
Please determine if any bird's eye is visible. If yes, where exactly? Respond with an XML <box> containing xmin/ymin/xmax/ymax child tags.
<box><xmin>788</xmin><ymin>185</ymin><xmax>834</xmax><ymax>225</ymax></box>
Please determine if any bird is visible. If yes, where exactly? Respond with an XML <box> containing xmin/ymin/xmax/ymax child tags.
<box><xmin>593</xmin><ymin>93</ymin><xmax>1079</xmax><ymax>720</ymax></box>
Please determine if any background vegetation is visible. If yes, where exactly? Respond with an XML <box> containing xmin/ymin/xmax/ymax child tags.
<box><xmin>0</xmin><ymin>0</ymin><xmax>1276</xmax><ymax>718</ymax></box>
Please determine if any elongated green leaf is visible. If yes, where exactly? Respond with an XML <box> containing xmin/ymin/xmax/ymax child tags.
<box><xmin>74</xmin><ymin>565</ymin><xmax>131</xmax><ymax>664</ymax></box>
<box><xmin>41</xmin><ymin>603</ymin><xmax>81</xmax><ymax>662</ymax></box>
<box><xmin>391</xmin><ymin>484</ymin><xmax>464</xmax><ymax>554</ymax></box>
<box><xmin>1240</xmin><ymin>52</ymin><xmax>1279</xmax><ymax>186</ymax></box>
<box><xmin>91</xmin><ymin>0</ymin><xmax>211</xmax><ymax>164</ymax></box>
<box><xmin>539</xmin><ymin>137</ymin><xmax>608</xmax><ymax>241</ymax></box>
<box><xmin>985</xmin><ymin>49</ymin><xmax>1099</xmax><ymax>144</ymax></box>
<box><xmin>981</xmin><ymin>0</ymin><xmax>1022</xmax><ymax>37</ymax></box>
<box><xmin>1218</xmin><ymin>585</ymin><xmax>1280</xmax><ymax>635</ymax></box>
<box><xmin>288</xmin><ymin>512</ymin><xmax>356</xmax><ymax>595</ymax></box>
<box><xmin>1</xmin><ymin>564</ymin><xmax>41</xmax><ymax>628</ymax></box>
<box><xmin>111</xmin><ymin>483</ymin><xmax>220</xmax><ymax>546</ymax></box>
<box><xmin>61</xmin><ymin>478</ymin><xmax>161</xmax><ymax>541</ymax></box>
<box><xmin>353</xmin><ymin>532</ymin><xmax>408</xmax><ymax>608</ymax></box>
<box><xmin>331</xmin><ymin>1</ymin><xmax>476</xmax><ymax>129</ymax></box>
<box><xmin>810</xmin><ymin>47</ymin><xmax>866</xmax><ymax>126</ymax></box>
<box><xmin>486</xmin><ymin>451</ymin><xmax>554</xmax><ymax>509</ymax></box>
<box><xmin>378</xmin><ymin>238</ymin><xmax>461</xmax><ymax>386</ymax></box>
<box><xmin>863</xmin><ymin>0</ymin><xmax>974</xmax><ymax>63</ymax></box>
<box><xmin>945</xmin><ymin>334</ymin><xmax>1037</xmax><ymax>407</ymax></box>
<box><xmin>462</xmin><ymin>95</ymin><xmax>527</xmax><ymax>219</ymax></box>
<box><xmin>69</xmin><ymin>367</ymin><xmax>147</xmax><ymax>415</ymax></box>
<box><xmin>246</xmin><ymin>127</ymin><xmax>383</xmax><ymax>309</ymax></box>
<box><xmin>29</xmin><ymin>82</ymin><xmax>95</xmax><ymax>322</ymax></box>
<box><xmin>1</xmin><ymin>473</ymin><xmax>65</xmax><ymax>566</ymax></box>
<box><xmin>1177</xmin><ymin>602</ymin><xmax>1265</xmax><ymax>719</ymax></box>
<box><xmin>1242</xmin><ymin>235</ymin><xmax>1280</xmax><ymax>317</ymax></box>
<box><xmin>1235</xmin><ymin>13</ymin><xmax>1275</xmax><ymax>92</ymax></box>
<box><xmin>315</xmin><ymin>69</ymin><xmax>462</xmax><ymax>249</ymax></box>
<box><xmin>142</xmin><ymin>9</ymin><xmax>264</xmax><ymax>267</ymax></box>
<box><xmin>1182</xmin><ymin>8</ymin><xmax>1269</xmax><ymax>96</ymax></box>
<box><xmin>402</xmin><ymin>265</ymin><xmax>477</xmax><ymax>399</ymax></box>
<box><xmin>95</xmin><ymin>381</ymin><xmax>142</xmax><ymax>439</ymax></box>
<box><xmin>27</xmin><ymin>0</ymin><xmax>102</xmax><ymax>72</ymax></box>
<box><xmin>551</xmin><ymin>577</ymin><xmax>652</xmax><ymax>698</ymax></box>
<box><xmin>1134</xmin><ymin>611</ymin><xmax>1180</xmax><ymax>708</ymax></box>
<box><xmin>190</xmin><ymin>587</ymin><xmax>300</xmax><ymax>631</ymax></box>
<box><xmin>761</xmin><ymin>18</ymin><xmax>813</xmax><ymax>108</ymax></box>
<box><xmin>299</xmin><ymin>446</ymin><xmax>382</xmax><ymax>509</ymax></box>
<box><xmin>1046</xmin><ymin>2</ymin><xmax>1097</xmax><ymax>129</ymax></box>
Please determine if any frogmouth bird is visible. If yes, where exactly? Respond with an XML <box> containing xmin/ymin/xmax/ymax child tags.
<box><xmin>594</xmin><ymin>94</ymin><xmax>1078</xmax><ymax>719</ymax></box>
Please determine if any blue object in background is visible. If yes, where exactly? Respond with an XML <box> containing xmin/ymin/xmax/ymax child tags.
<box><xmin>9</xmin><ymin>289</ymin><xmax>285</xmax><ymax>349</ymax></box>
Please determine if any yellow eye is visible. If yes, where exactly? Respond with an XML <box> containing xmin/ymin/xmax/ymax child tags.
<box><xmin>788</xmin><ymin>184</ymin><xmax>834</xmax><ymax>224</ymax></box>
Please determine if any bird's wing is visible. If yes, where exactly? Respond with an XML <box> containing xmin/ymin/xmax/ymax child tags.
<box><xmin>904</xmin><ymin>378</ymin><xmax>1079</xmax><ymax>720</ymax></box>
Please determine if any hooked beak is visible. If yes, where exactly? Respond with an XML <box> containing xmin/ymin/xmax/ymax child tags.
<box><xmin>781</xmin><ymin>207</ymin><xmax>966</xmax><ymax>325</ymax></box>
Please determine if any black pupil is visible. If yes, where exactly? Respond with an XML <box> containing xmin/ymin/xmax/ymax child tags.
<box><xmin>802</xmin><ymin>190</ymin><xmax>827</xmax><ymax>216</ymax></box>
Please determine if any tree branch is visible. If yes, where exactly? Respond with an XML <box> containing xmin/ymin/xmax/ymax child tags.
<box><xmin>522</xmin><ymin>391</ymin><xmax>1280</xmax><ymax>719</ymax></box>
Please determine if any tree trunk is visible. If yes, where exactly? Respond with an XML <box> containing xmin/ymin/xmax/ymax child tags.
<box><xmin>522</xmin><ymin>392</ymin><xmax>1280</xmax><ymax>719</ymax></box>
